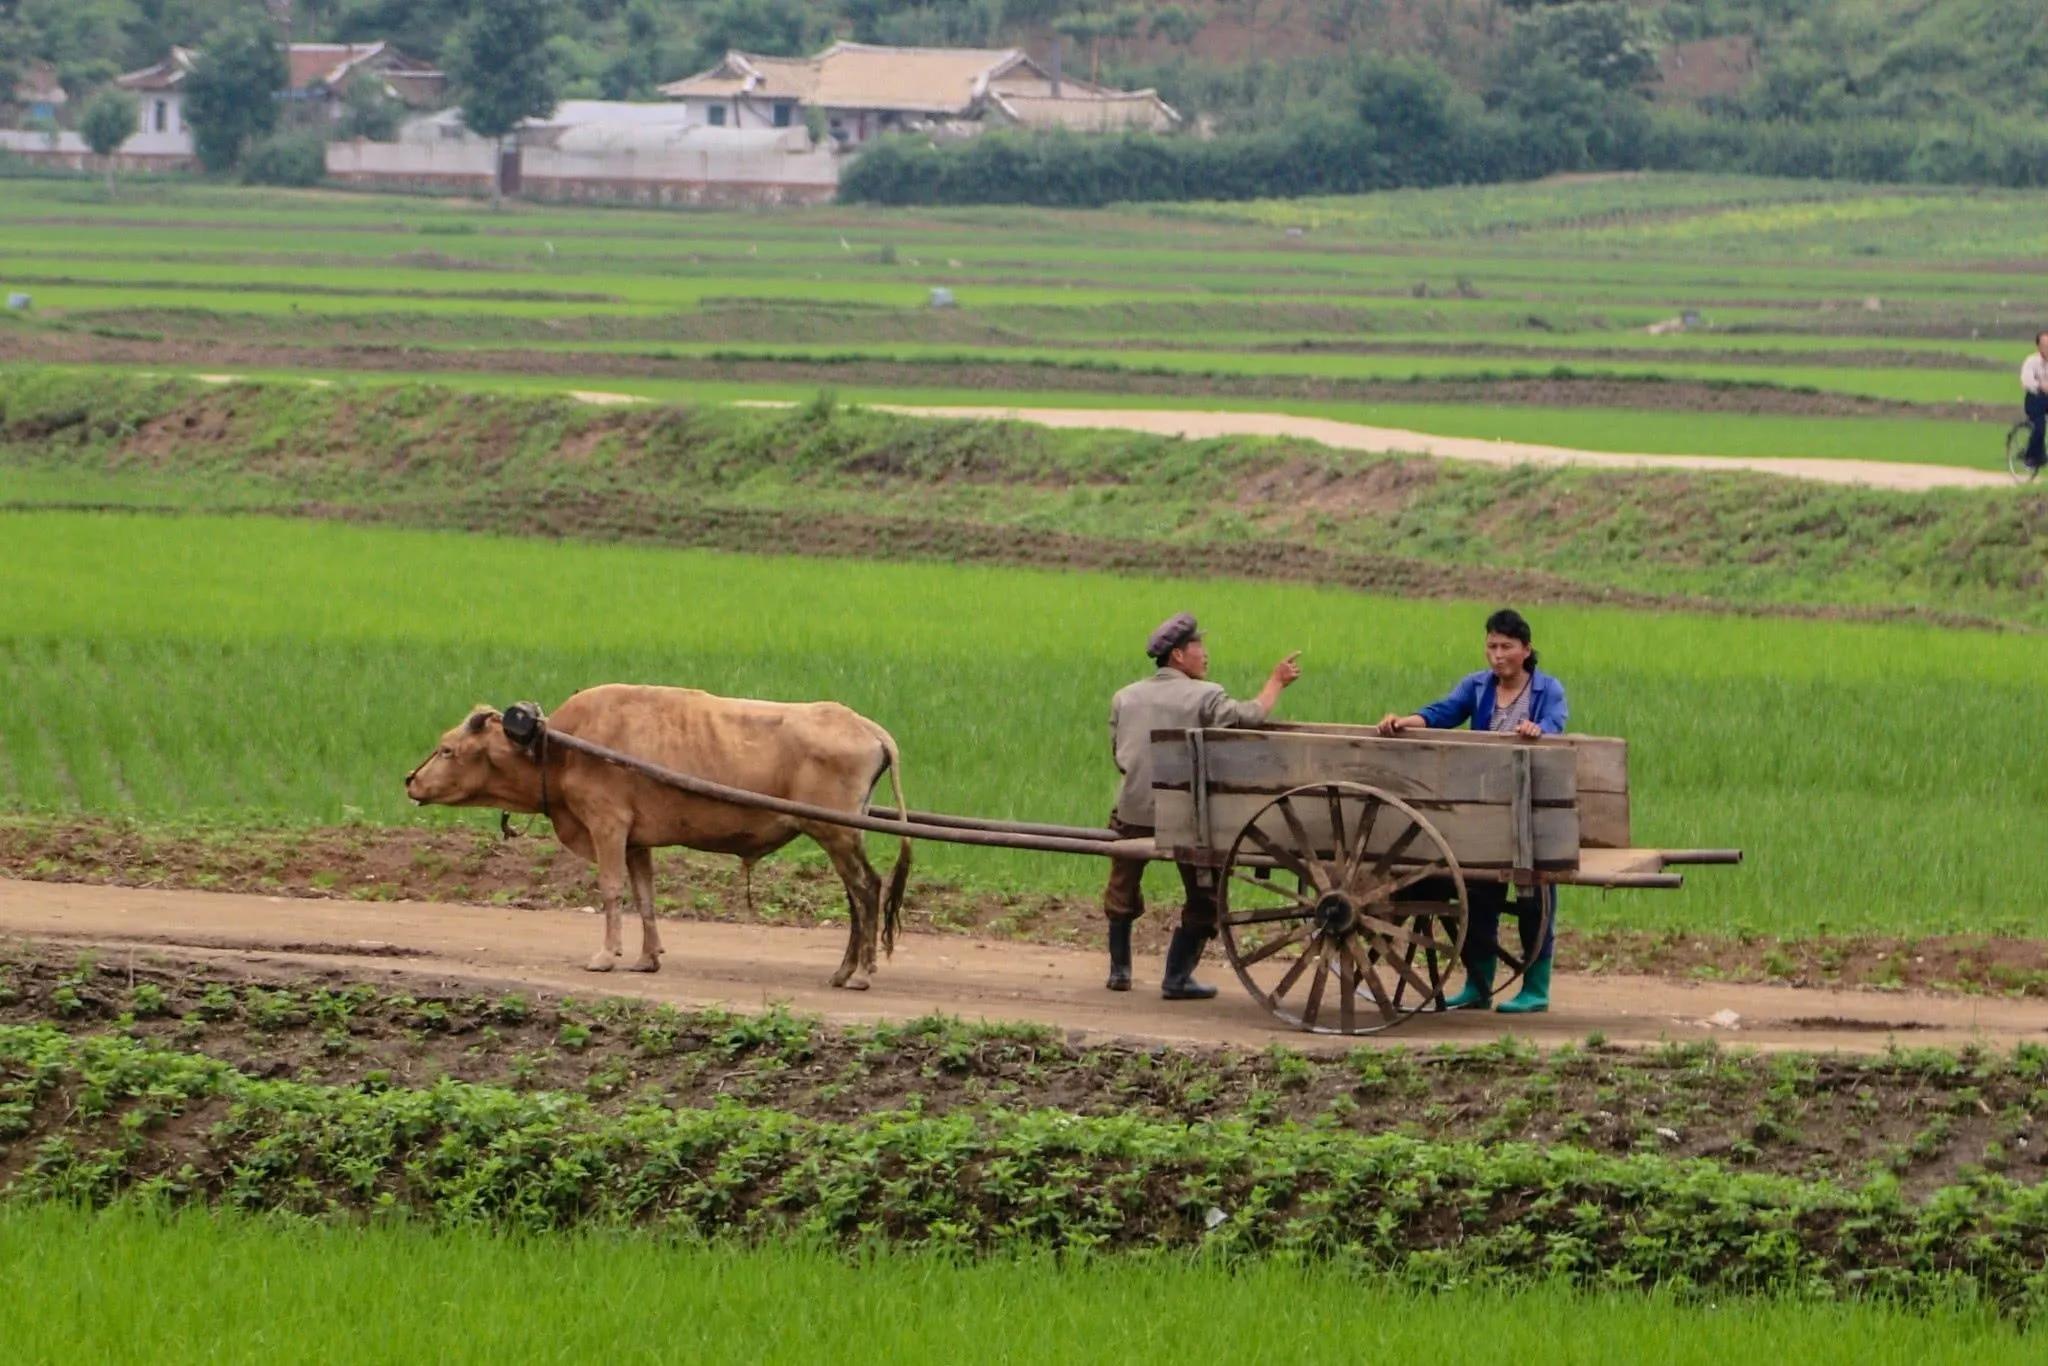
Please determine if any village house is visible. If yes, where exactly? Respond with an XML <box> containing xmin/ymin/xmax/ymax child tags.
<box><xmin>658</xmin><ymin>42</ymin><xmax>1178</xmax><ymax>147</ymax></box>
<box><xmin>107</xmin><ymin>41</ymin><xmax>444</xmax><ymax>159</ymax></box>
<box><xmin>9</xmin><ymin>63</ymin><xmax>67</xmax><ymax>125</ymax></box>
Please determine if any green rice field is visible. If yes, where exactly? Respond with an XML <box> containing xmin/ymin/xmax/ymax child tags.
<box><xmin>2</xmin><ymin>174</ymin><xmax>2043</xmax><ymax>471</ymax></box>
<box><xmin>0</xmin><ymin>508</ymin><xmax>2041</xmax><ymax>939</ymax></box>
<box><xmin>0</xmin><ymin>1204</ymin><xmax>2027</xmax><ymax>1364</ymax></box>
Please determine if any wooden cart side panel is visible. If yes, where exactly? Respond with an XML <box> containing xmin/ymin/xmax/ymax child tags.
<box><xmin>1249</xmin><ymin>724</ymin><xmax>1629</xmax><ymax>849</ymax></box>
<box><xmin>1153</xmin><ymin>789</ymin><xmax>1580</xmax><ymax>870</ymax></box>
<box><xmin>1152</xmin><ymin>728</ymin><xmax>1578</xmax><ymax>805</ymax></box>
<box><xmin>1576</xmin><ymin>792</ymin><xmax>1631</xmax><ymax>852</ymax></box>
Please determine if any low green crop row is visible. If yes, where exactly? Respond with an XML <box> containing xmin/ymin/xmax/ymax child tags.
<box><xmin>7</xmin><ymin>1023</ymin><xmax>2048</xmax><ymax>1312</ymax></box>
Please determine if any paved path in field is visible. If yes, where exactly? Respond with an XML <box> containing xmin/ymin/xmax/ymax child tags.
<box><xmin>852</xmin><ymin>404</ymin><xmax>2012</xmax><ymax>492</ymax></box>
<box><xmin>6</xmin><ymin>880</ymin><xmax>2043</xmax><ymax>1056</ymax></box>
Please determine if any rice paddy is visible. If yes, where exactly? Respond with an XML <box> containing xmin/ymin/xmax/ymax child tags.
<box><xmin>0</xmin><ymin>508</ymin><xmax>2039</xmax><ymax>940</ymax></box>
<box><xmin>0</xmin><ymin>1203</ymin><xmax>2030</xmax><ymax>1364</ymax></box>
<box><xmin>2</xmin><ymin>174</ymin><xmax>2043</xmax><ymax>474</ymax></box>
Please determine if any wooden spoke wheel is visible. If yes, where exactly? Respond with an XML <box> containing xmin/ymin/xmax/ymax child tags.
<box><xmin>1215</xmin><ymin>782</ymin><xmax>1468</xmax><ymax>1036</ymax></box>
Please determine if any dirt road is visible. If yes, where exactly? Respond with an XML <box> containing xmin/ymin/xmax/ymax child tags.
<box><xmin>6</xmin><ymin>880</ymin><xmax>2042</xmax><ymax>1055</ymax></box>
<box><xmin>861</xmin><ymin>405</ymin><xmax>2010</xmax><ymax>492</ymax></box>
<box><xmin>177</xmin><ymin>377</ymin><xmax>2003</xmax><ymax>491</ymax></box>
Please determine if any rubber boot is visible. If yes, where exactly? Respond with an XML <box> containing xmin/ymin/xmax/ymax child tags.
<box><xmin>1442</xmin><ymin>956</ymin><xmax>1495</xmax><ymax>1010</ymax></box>
<box><xmin>1160</xmin><ymin>927</ymin><xmax>1218</xmax><ymax>1000</ymax></box>
<box><xmin>1495</xmin><ymin>955</ymin><xmax>1551</xmax><ymax>1014</ymax></box>
<box><xmin>1106</xmin><ymin>918</ymin><xmax>1133</xmax><ymax>992</ymax></box>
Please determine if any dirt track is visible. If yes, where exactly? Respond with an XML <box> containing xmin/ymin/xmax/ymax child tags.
<box><xmin>7</xmin><ymin>880</ymin><xmax>2044</xmax><ymax>1055</ymax></box>
<box><xmin>862</xmin><ymin>404</ymin><xmax>2012</xmax><ymax>492</ymax></box>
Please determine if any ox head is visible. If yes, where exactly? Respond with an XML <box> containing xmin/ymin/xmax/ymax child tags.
<box><xmin>405</xmin><ymin>705</ymin><xmax>538</xmax><ymax>810</ymax></box>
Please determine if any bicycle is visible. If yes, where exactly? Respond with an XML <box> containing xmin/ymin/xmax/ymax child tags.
<box><xmin>2005</xmin><ymin>418</ymin><xmax>2044</xmax><ymax>483</ymax></box>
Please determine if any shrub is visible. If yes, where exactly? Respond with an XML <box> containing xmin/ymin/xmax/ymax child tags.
<box><xmin>240</xmin><ymin>131</ymin><xmax>327</xmax><ymax>188</ymax></box>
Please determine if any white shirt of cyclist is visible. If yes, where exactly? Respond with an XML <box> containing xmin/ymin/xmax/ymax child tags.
<box><xmin>2024</xmin><ymin>353</ymin><xmax>2048</xmax><ymax>394</ymax></box>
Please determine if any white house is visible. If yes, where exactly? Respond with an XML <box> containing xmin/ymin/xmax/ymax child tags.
<box><xmin>659</xmin><ymin>42</ymin><xmax>1178</xmax><ymax>148</ymax></box>
<box><xmin>112</xmin><ymin>45</ymin><xmax>199</xmax><ymax>157</ymax></box>
<box><xmin>0</xmin><ymin>49</ymin><xmax>193</xmax><ymax>166</ymax></box>
<box><xmin>105</xmin><ymin>41</ymin><xmax>444</xmax><ymax>158</ymax></box>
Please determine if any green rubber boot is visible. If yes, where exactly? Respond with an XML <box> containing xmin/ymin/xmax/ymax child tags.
<box><xmin>1442</xmin><ymin>956</ymin><xmax>1495</xmax><ymax>1010</ymax></box>
<box><xmin>1495</xmin><ymin>956</ymin><xmax>1551</xmax><ymax>1014</ymax></box>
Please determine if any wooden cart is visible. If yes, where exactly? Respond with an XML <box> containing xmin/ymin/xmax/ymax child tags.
<box><xmin>1144</xmin><ymin>722</ymin><xmax>1737</xmax><ymax>1034</ymax></box>
<box><xmin>524</xmin><ymin>714</ymin><xmax>1738</xmax><ymax>1038</ymax></box>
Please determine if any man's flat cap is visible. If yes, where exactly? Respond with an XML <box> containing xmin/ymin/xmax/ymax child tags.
<box><xmin>1147</xmin><ymin>612</ymin><xmax>1202</xmax><ymax>660</ymax></box>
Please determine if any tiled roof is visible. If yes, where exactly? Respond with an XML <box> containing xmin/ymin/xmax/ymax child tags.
<box><xmin>118</xmin><ymin>42</ymin><xmax>441</xmax><ymax>97</ymax></box>
<box><xmin>663</xmin><ymin>43</ymin><xmax>1038</xmax><ymax>114</ymax></box>
<box><xmin>115</xmin><ymin>47</ymin><xmax>199</xmax><ymax>93</ymax></box>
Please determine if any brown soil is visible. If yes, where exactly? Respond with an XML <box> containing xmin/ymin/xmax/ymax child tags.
<box><xmin>5</xmin><ymin>936</ymin><xmax>2046</xmax><ymax>1196</ymax></box>
<box><xmin>0</xmin><ymin>329</ymin><xmax>1998</xmax><ymax>422</ymax></box>
<box><xmin>6</xmin><ymin>818</ymin><xmax>2046</xmax><ymax>1001</ymax></box>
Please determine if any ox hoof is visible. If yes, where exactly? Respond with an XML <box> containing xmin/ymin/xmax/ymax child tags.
<box><xmin>626</xmin><ymin>955</ymin><xmax>661</xmax><ymax>974</ymax></box>
<box><xmin>585</xmin><ymin>953</ymin><xmax>620</xmax><ymax>973</ymax></box>
<box><xmin>835</xmin><ymin>974</ymin><xmax>870</xmax><ymax>992</ymax></box>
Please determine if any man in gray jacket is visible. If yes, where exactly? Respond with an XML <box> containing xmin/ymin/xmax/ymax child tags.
<box><xmin>1105</xmin><ymin>612</ymin><xmax>1301</xmax><ymax>998</ymax></box>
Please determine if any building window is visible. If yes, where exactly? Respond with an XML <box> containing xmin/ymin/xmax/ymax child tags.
<box><xmin>154</xmin><ymin>100</ymin><xmax>168</xmax><ymax>133</ymax></box>
<box><xmin>708</xmin><ymin>105</ymin><xmax>726</xmax><ymax>127</ymax></box>
<box><xmin>772</xmin><ymin>103</ymin><xmax>792</xmax><ymax>128</ymax></box>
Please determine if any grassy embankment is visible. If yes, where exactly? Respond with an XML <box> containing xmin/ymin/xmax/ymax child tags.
<box><xmin>5</xmin><ymin>371</ymin><xmax>2042</xmax><ymax>625</ymax></box>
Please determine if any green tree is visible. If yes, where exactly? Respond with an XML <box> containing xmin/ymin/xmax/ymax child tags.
<box><xmin>79</xmin><ymin>88</ymin><xmax>138</xmax><ymax>196</ymax></box>
<box><xmin>1511</xmin><ymin>1</ymin><xmax>1662</xmax><ymax>91</ymax></box>
<box><xmin>688</xmin><ymin>0</ymin><xmax>829</xmax><ymax>70</ymax></box>
<box><xmin>598</xmin><ymin>0</ymin><xmax>672</xmax><ymax>101</ymax></box>
<box><xmin>0</xmin><ymin>14</ymin><xmax>24</xmax><ymax>114</ymax></box>
<box><xmin>446</xmin><ymin>0</ymin><xmax>559</xmax><ymax>205</ymax></box>
<box><xmin>16</xmin><ymin>0</ymin><xmax>127</xmax><ymax>90</ymax></box>
<box><xmin>1149</xmin><ymin>6</ymin><xmax>1203</xmax><ymax>47</ymax></box>
<box><xmin>337</xmin><ymin>72</ymin><xmax>402</xmax><ymax>140</ymax></box>
<box><xmin>1054</xmin><ymin>12</ymin><xmax>1109</xmax><ymax>83</ymax></box>
<box><xmin>184</xmin><ymin>19</ymin><xmax>287</xmax><ymax>173</ymax></box>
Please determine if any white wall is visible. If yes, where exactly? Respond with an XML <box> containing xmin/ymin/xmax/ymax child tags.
<box><xmin>2</xmin><ymin>92</ymin><xmax>192</xmax><ymax>157</ymax></box>
<box><xmin>127</xmin><ymin>93</ymin><xmax>192</xmax><ymax>155</ymax></box>
<box><xmin>326</xmin><ymin>136</ymin><xmax>839</xmax><ymax>203</ymax></box>
<box><xmin>670</xmin><ymin>95</ymin><xmax>803</xmax><ymax>132</ymax></box>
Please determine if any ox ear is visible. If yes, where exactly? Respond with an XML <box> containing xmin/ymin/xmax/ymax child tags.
<box><xmin>465</xmin><ymin>709</ymin><xmax>496</xmax><ymax>736</ymax></box>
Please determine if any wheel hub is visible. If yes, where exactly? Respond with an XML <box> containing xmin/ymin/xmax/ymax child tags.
<box><xmin>1313</xmin><ymin>890</ymin><xmax>1357</xmax><ymax>937</ymax></box>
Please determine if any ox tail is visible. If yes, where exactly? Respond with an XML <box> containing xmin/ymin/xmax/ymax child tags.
<box><xmin>874</xmin><ymin>729</ymin><xmax>912</xmax><ymax>959</ymax></box>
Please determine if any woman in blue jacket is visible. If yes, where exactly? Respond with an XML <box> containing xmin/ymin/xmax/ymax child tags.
<box><xmin>1375</xmin><ymin>608</ymin><xmax>1567</xmax><ymax>1014</ymax></box>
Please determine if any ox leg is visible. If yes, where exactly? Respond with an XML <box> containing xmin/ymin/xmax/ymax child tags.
<box><xmin>585</xmin><ymin>825</ymin><xmax>629</xmax><ymax>972</ymax></box>
<box><xmin>819</xmin><ymin>833</ymin><xmax>883</xmax><ymax>990</ymax></box>
<box><xmin>625</xmin><ymin>845</ymin><xmax>663</xmax><ymax>973</ymax></box>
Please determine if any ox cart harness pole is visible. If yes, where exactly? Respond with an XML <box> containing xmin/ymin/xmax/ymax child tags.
<box><xmin>496</xmin><ymin>703</ymin><xmax>1739</xmax><ymax>1038</ymax></box>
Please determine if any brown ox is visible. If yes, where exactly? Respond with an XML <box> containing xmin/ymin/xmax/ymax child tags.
<box><xmin>404</xmin><ymin>684</ymin><xmax>911</xmax><ymax>988</ymax></box>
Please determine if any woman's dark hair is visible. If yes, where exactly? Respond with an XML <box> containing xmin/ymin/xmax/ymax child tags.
<box><xmin>1485</xmin><ymin>608</ymin><xmax>1538</xmax><ymax>671</ymax></box>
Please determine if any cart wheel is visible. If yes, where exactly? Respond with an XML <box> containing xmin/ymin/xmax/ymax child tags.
<box><xmin>1215</xmin><ymin>782</ymin><xmax>1468</xmax><ymax>1036</ymax></box>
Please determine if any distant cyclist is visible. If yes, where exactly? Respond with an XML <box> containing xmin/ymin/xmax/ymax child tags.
<box><xmin>2023</xmin><ymin>331</ymin><xmax>2048</xmax><ymax>470</ymax></box>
